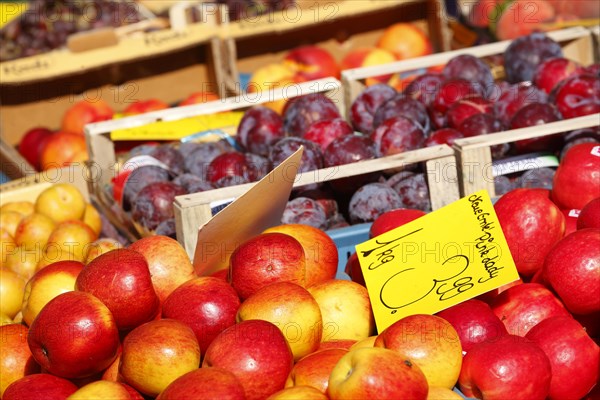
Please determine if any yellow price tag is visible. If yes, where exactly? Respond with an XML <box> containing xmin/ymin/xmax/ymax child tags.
<box><xmin>0</xmin><ymin>2</ymin><xmax>27</xmax><ymax>29</ymax></box>
<box><xmin>356</xmin><ymin>190</ymin><xmax>520</xmax><ymax>332</ymax></box>
<box><xmin>110</xmin><ymin>111</ymin><xmax>245</xmax><ymax>141</ymax></box>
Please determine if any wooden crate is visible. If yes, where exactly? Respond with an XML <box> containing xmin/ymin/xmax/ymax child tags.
<box><xmin>0</xmin><ymin>136</ymin><xmax>35</xmax><ymax>182</ymax></box>
<box><xmin>213</xmin><ymin>0</ymin><xmax>451</xmax><ymax>97</ymax></box>
<box><xmin>453</xmin><ymin>114</ymin><xmax>600</xmax><ymax>198</ymax></box>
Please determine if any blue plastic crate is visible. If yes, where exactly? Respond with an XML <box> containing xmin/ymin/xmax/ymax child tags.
<box><xmin>326</xmin><ymin>222</ymin><xmax>372</xmax><ymax>279</ymax></box>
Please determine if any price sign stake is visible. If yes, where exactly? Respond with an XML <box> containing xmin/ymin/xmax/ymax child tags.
<box><xmin>356</xmin><ymin>190</ymin><xmax>520</xmax><ymax>332</ymax></box>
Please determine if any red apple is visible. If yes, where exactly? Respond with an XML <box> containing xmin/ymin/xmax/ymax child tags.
<box><xmin>17</xmin><ymin>127</ymin><xmax>53</xmax><ymax>170</ymax></box>
<box><xmin>490</xmin><ymin>283</ymin><xmax>572</xmax><ymax>336</ymax></box>
<box><xmin>229</xmin><ymin>232</ymin><xmax>306</xmax><ymax>300</ymax></box>
<box><xmin>61</xmin><ymin>99</ymin><xmax>114</xmax><ymax>136</ymax></box>
<box><xmin>476</xmin><ymin>278</ymin><xmax>523</xmax><ymax>304</ymax></box>
<box><xmin>328</xmin><ymin>347</ymin><xmax>428</xmax><ymax>400</ymax></box>
<box><xmin>344</xmin><ymin>252</ymin><xmax>365</xmax><ymax>286</ymax></box>
<box><xmin>436</xmin><ymin>299</ymin><xmax>508</xmax><ymax>352</ymax></box>
<box><xmin>178</xmin><ymin>91</ymin><xmax>219</xmax><ymax>106</ymax></box>
<box><xmin>202</xmin><ymin>319</ymin><xmax>294</xmax><ymax>400</ymax></box>
<box><xmin>562</xmin><ymin>208</ymin><xmax>581</xmax><ymax>236</ymax></box>
<box><xmin>68</xmin><ymin>380</ymin><xmax>144</xmax><ymax>399</ymax></box>
<box><xmin>577</xmin><ymin>198</ymin><xmax>600</xmax><ymax>229</ymax></box>
<box><xmin>122</xmin><ymin>99</ymin><xmax>169</xmax><ymax>116</ymax></box>
<box><xmin>157</xmin><ymin>367</ymin><xmax>246</xmax><ymax>400</ymax></box>
<box><xmin>119</xmin><ymin>319</ymin><xmax>201</xmax><ymax>397</ymax></box>
<box><xmin>162</xmin><ymin>276</ymin><xmax>240</xmax><ymax>354</ymax></box>
<box><xmin>0</xmin><ymin>324</ymin><xmax>40</xmax><ymax>397</ymax></box>
<box><xmin>458</xmin><ymin>334</ymin><xmax>551</xmax><ymax>400</ymax></box>
<box><xmin>543</xmin><ymin>228</ymin><xmax>600</xmax><ymax>315</ymax></box>
<box><xmin>284</xmin><ymin>46</ymin><xmax>340</xmax><ymax>81</ymax></box>
<box><xmin>27</xmin><ymin>291</ymin><xmax>120</xmax><ymax>379</ymax></box>
<box><xmin>317</xmin><ymin>339</ymin><xmax>357</xmax><ymax>351</ymax></box>
<box><xmin>375</xmin><ymin>314</ymin><xmax>463</xmax><ymax>388</ymax></box>
<box><xmin>75</xmin><ymin>249</ymin><xmax>160</xmax><ymax>331</ymax></box>
<box><xmin>552</xmin><ymin>143</ymin><xmax>600</xmax><ymax>210</ymax></box>
<box><xmin>526</xmin><ymin>316</ymin><xmax>599</xmax><ymax>400</ymax></box>
<box><xmin>268</xmin><ymin>385</ymin><xmax>328</xmax><ymax>400</ymax></box>
<box><xmin>2</xmin><ymin>373</ymin><xmax>78</xmax><ymax>400</ymax></box>
<box><xmin>369</xmin><ymin>208</ymin><xmax>426</xmax><ymax>238</ymax></box>
<box><xmin>39</xmin><ymin>131</ymin><xmax>88</xmax><ymax>171</ymax></box>
<box><xmin>494</xmin><ymin>188</ymin><xmax>565</xmax><ymax>276</ymax></box>
<box><xmin>340</xmin><ymin>47</ymin><xmax>396</xmax><ymax>86</ymax></box>
<box><xmin>129</xmin><ymin>235</ymin><xmax>196</xmax><ymax>302</ymax></box>
<box><xmin>285</xmin><ymin>348</ymin><xmax>348</xmax><ymax>394</ymax></box>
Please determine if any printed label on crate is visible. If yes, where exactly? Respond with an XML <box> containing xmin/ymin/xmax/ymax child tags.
<box><xmin>109</xmin><ymin>111</ymin><xmax>244</xmax><ymax>141</ymax></box>
<box><xmin>356</xmin><ymin>190</ymin><xmax>520</xmax><ymax>332</ymax></box>
<box><xmin>492</xmin><ymin>153</ymin><xmax>559</xmax><ymax>177</ymax></box>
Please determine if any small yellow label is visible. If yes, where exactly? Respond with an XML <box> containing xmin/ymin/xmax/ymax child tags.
<box><xmin>0</xmin><ymin>2</ymin><xmax>28</xmax><ymax>29</ymax></box>
<box><xmin>356</xmin><ymin>190</ymin><xmax>520</xmax><ymax>333</ymax></box>
<box><xmin>110</xmin><ymin>111</ymin><xmax>245</xmax><ymax>141</ymax></box>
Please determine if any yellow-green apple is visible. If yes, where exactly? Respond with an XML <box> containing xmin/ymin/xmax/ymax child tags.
<box><xmin>27</xmin><ymin>291</ymin><xmax>120</xmax><ymax>379</ymax></box>
<box><xmin>156</xmin><ymin>367</ymin><xmax>245</xmax><ymax>400</ymax></box>
<box><xmin>436</xmin><ymin>299</ymin><xmax>508</xmax><ymax>352</ymax></box>
<box><xmin>427</xmin><ymin>386</ymin><xmax>464</xmax><ymax>400</ymax></box>
<box><xmin>543</xmin><ymin>228</ymin><xmax>600</xmax><ymax>315</ymax></box>
<box><xmin>577</xmin><ymin>198</ymin><xmax>600</xmax><ymax>229</ymax></box>
<box><xmin>552</xmin><ymin>143</ymin><xmax>600</xmax><ymax>210</ymax></box>
<box><xmin>2</xmin><ymin>373</ymin><xmax>78</xmax><ymax>400</ymax></box>
<box><xmin>0</xmin><ymin>313</ymin><xmax>12</xmax><ymax>325</ymax></box>
<box><xmin>17</xmin><ymin>127</ymin><xmax>53</xmax><ymax>170</ymax></box>
<box><xmin>350</xmin><ymin>335</ymin><xmax>377</xmax><ymax>350</ymax></box>
<box><xmin>4</xmin><ymin>246</ymin><xmax>39</xmax><ymax>280</ymax></box>
<box><xmin>21</xmin><ymin>260</ymin><xmax>84</xmax><ymax>326</ymax></box>
<box><xmin>229</xmin><ymin>232</ymin><xmax>306</xmax><ymax>300</ymax></box>
<box><xmin>376</xmin><ymin>23</ymin><xmax>433</xmax><ymax>60</ymax></box>
<box><xmin>490</xmin><ymin>282</ymin><xmax>572</xmax><ymax>336</ymax></box>
<box><xmin>122</xmin><ymin>99</ymin><xmax>169</xmax><ymax>116</ymax></box>
<box><xmin>82</xmin><ymin>203</ymin><xmax>103</xmax><ymax>238</ymax></box>
<box><xmin>0</xmin><ymin>324</ymin><xmax>40</xmax><ymax>397</ymax></box>
<box><xmin>75</xmin><ymin>249</ymin><xmax>160</xmax><ymax>331</ymax></box>
<box><xmin>1</xmin><ymin>201</ymin><xmax>34</xmax><ymax>217</ymax></box>
<box><xmin>39</xmin><ymin>132</ymin><xmax>89</xmax><ymax>171</ymax></box>
<box><xmin>494</xmin><ymin>188</ymin><xmax>565</xmax><ymax>276</ymax></box>
<box><xmin>328</xmin><ymin>347</ymin><xmax>428</xmax><ymax>400</ymax></box>
<box><xmin>237</xmin><ymin>281</ymin><xmax>322</xmax><ymax>361</ymax></box>
<box><xmin>68</xmin><ymin>380</ymin><xmax>144</xmax><ymax>399</ymax></box>
<box><xmin>119</xmin><ymin>319</ymin><xmax>200</xmax><ymax>397</ymax></box>
<box><xmin>526</xmin><ymin>316</ymin><xmax>599</xmax><ymax>400</ymax></box>
<box><xmin>1</xmin><ymin>211</ymin><xmax>23</xmax><ymax>238</ymax></box>
<box><xmin>263</xmin><ymin>224</ymin><xmax>338</xmax><ymax>287</ymax></box>
<box><xmin>162</xmin><ymin>276</ymin><xmax>240</xmax><ymax>354</ymax></box>
<box><xmin>317</xmin><ymin>339</ymin><xmax>356</xmax><ymax>351</ymax></box>
<box><xmin>307</xmin><ymin>279</ymin><xmax>375</xmax><ymax>341</ymax></box>
<box><xmin>1</xmin><ymin>228</ymin><xmax>16</xmax><ymax>268</ymax></box>
<box><xmin>284</xmin><ymin>45</ymin><xmax>340</xmax><ymax>81</ymax></box>
<box><xmin>202</xmin><ymin>319</ymin><xmax>294</xmax><ymax>400</ymax></box>
<box><xmin>458</xmin><ymin>334</ymin><xmax>552</xmax><ymax>400</ymax></box>
<box><xmin>85</xmin><ymin>238</ymin><xmax>123</xmax><ymax>264</ymax></box>
<box><xmin>375</xmin><ymin>314</ymin><xmax>463</xmax><ymax>388</ymax></box>
<box><xmin>44</xmin><ymin>220</ymin><xmax>97</xmax><ymax>263</ymax></box>
<box><xmin>128</xmin><ymin>235</ymin><xmax>196</xmax><ymax>302</ymax></box>
<box><xmin>61</xmin><ymin>99</ymin><xmax>114</xmax><ymax>136</ymax></box>
<box><xmin>0</xmin><ymin>268</ymin><xmax>25</xmax><ymax>319</ymax></box>
<box><xmin>267</xmin><ymin>385</ymin><xmax>328</xmax><ymax>400</ymax></box>
<box><xmin>285</xmin><ymin>348</ymin><xmax>347</xmax><ymax>393</ymax></box>
<box><xmin>34</xmin><ymin>183</ymin><xmax>86</xmax><ymax>224</ymax></box>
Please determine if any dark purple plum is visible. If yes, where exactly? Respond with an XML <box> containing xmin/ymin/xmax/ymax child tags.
<box><xmin>442</xmin><ymin>54</ymin><xmax>494</xmax><ymax>92</ymax></box>
<box><xmin>244</xmin><ymin>152</ymin><xmax>272</xmax><ymax>182</ymax></box>
<box><xmin>303</xmin><ymin>118</ymin><xmax>354</xmax><ymax>151</ymax></box>
<box><xmin>552</xmin><ymin>73</ymin><xmax>600</xmax><ymax>119</ymax></box>
<box><xmin>323</xmin><ymin>134</ymin><xmax>377</xmax><ymax>167</ymax></box>
<box><xmin>372</xmin><ymin>94</ymin><xmax>430</xmax><ymax>133</ymax></box>
<box><xmin>560</xmin><ymin>127</ymin><xmax>600</xmax><ymax>160</ymax></box>
<box><xmin>517</xmin><ymin>167</ymin><xmax>556</xmax><ymax>190</ymax></box>
<box><xmin>270</xmin><ymin>137</ymin><xmax>323</xmax><ymax>174</ymax></box>
<box><xmin>494</xmin><ymin>175</ymin><xmax>515</xmax><ymax>196</ymax></box>
<box><xmin>206</xmin><ymin>151</ymin><xmax>250</xmax><ymax>184</ymax></box>
<box><xmin>494</xmin><ymin>82</ymin><xmax>548</xmax><ymax>126</ymax></box>
<box><xmin>214</xmin><ymin>174</ymin><xmax>251</xmax><ymax>188</ymax></box>
<box><xmin>122</xmin><ymin>165</ymin><xmax>170</xmax><ymax>211</ymax></box>
<box><xmin>403</xmin><ymin>73</ymin><xmax>445</xmax><ymax>107</ymax></box>
<box><xmin>510</xmin><ymin>102</ymin><xmax>563</xmax><ymax>153</ymax></box>
<box><xmin>237</xmin><ymin>106</ymin><xmax>284</xmax><ymax>156</ymax></box>
<box><xmin>459</xmin><ymin>113</ymin><xmax>508</xmax><ymax>158</ymax></box>
<box><xmin>155</xmin><ymin>218</ymin><xmax>177</xmax><ymax>239</ymax></box>
<box><xmin>447</xmin><ymin>96</ymin><xmax>493</xmax><ymax>129</ymax></box>
<box><xmin>431</xmin><ymin>78</ymin><xmax>483</xmax><ymax>114</ymax></box>
<box><xmin>326</xmin><ymin>213</ymin><xmax>350</xmax><ymax>230</ymax></box>
<box><xmin>348</xmin><ymin>183</ymin><xmax>403</xmax><ymax>224</ymax></box>
<box><xmin>370</xmin><ymin>116</ymin><xmax>426</xmax><ymax>157</ymax></box>
<box><xmin>185</xmin><ymin>140</ymin><xmax>234</xmax><ymax>178</ymax></box>
<box><xmin>129</xmin><ymin>144</ymin><xmax>158</xmax><ymax>158</ymax></box>
<box><xmin>283</xmin><ymin>93</ymin><xmax>341</xmax><ymax>137</ymax></box>
<box><xmin>150</xmin><ymin>144</ymin><xmax>185</xmax><ymax>176</ymax></box>
<box><xmin>350</xmin><ymin>83</ymin><xmax>397</xmax><ymax>134</ymax></box>
<box><xmin>131</xmin><ymin>182</ymin><xmax>187</xmax><ymax>231</ymax></box>
<box><xmin>387</xmin><ymin>172</ymin><xmax>431</xmax><ymax>212</ymax></box>
<box><xmin>503</xmin><ymin>32</ymin><xmax>563</xmax><ymax>83</ymax></box>
<box><xmin>281</xmin><ymin>197</ymin><xmax>328</xmax><ymax>230</ymax></box>
<box><xmin>424</xmin><ymin>128</ymin><xmax>464</xmax><ymax>147</ymax></box>
<box><xmin>173</xmin><ymin>173</ymin><xmax>215</xmax><ymax>193</ymax></box>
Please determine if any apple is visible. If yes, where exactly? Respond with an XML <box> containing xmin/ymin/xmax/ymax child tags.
<box><xmin>543</xmin><ymin>228</ymin><xmax>600</xmax><ymax>314</ymax></box>
<box><xmin>285</xmin><ymin>348</ymin><xmax>347</xmax><ymax>393</ymax></box>
<box><xmin>3</xmin><ymin>247</ymin><xmax>39</xmax><ymax>281</ymax></box>
<box><xmin>27</xmin><ymin>291</ymin><xmax>120</xmax><ymax>379</ymax></box>
<box><xmin>328</xmin><ymin>347</ymin><xmax>428</xmax><ymax>400</ymax></box>
<box><xmin>1</xmin><ymin>201</ymin><xmax>34</xmax><ymax>217</ymax></box>
<box><xmin>427</xmin><ymin>386</ymin><xmax>464</xmax><ymax>400</ymax></box>
<box><xmin>0</xmin><ymin>324</ymin><xmax>40</xmax><ymax>397</ymax></box>
<box><xmin>552</xmin><ymin>143</ymin><xmax>600</xmax><ymax>210</ymax></box>
<box><xmin>495</xmin><ymin>0</ymin><xmax>555</xmax><ymax>40</ymax></box>
<box><xmin>344</xmin><ymin>252</ymin><xmax>365</xmax><ymax>286</ymax></box>
<box><xmin>267</xmin><ymin>385</ymin><xmax>328</xmax><ymax>400</ymax></box>
<box><xmin>61</xmin><ymin>99</ymin><xmax>114</xmax><ymax>136</ymax></box>
<box><xmin>119</xmin><ymin>319</ymin><xmax>201</xmax><ymax>397</ymax></box>
<box><xmin>82</xmin><ymin>203</ymin><xmax>102</xmax><ymax>237</ymax></box>
<box><xmin>307</xmin><ymin>279</ymin><xmax>375</xmax><ymax>342</ymax></box>
<box><xmin>0</xmin><ymin>268</ymin><xmax>26</xmax><ymax>319</ymax></box>
<box><xmin>0</xmin><ymin>228</ymin><xmax>16</xmax><ymax>269</ymax></box>
<box><xmin>45</xmin><ymin>220</ymin><xmax>98</xmax><ymax>263</ymax></box>
<box><xmin>202</xmin><ymin>319</ymin><xmax>294</xmax><ymax>400</ymax></box>
<box><xmin>246</xmin><ymin>63</ymin><xmax>295</xmax><ymax>115</ymax></box>
<box><xmin>494</xmin><ymin>188</ymin><xmax>565</xmax><ymax>276</ymax></box>
<box><xmin>350</xmin><ymin>335</ymin><xmax>378</xmax><ymax>350</ymax></box>
<box><xmin>262</xmin><ymin>224</ymin><xmax>338</xmax><ymax>287</ymax></box>
<box><xmin>376</xmin><ymin>22</ymin><xmax>433</xmax><ymax>60</ymax></box>
<box><xmin>39</xmin><ymin>132</ymin><xmax>88</xmax><ymax>171</ymax></box>
<box><xmin>577</xmin><ymin>198</ymin><xmax>600</xmax><ymax>229</ymax></box>
<box><xmin>156</xmin><ymin>367</ymin><xmax>246</xmax><ymax>400</ymax></box>
<box><xmin>237</xmin><ymin>281</ymin><xmax>321</xmax><ymax>361</ymax></box>
<box><xmin>13</xmin><ymin>212</ymin><xmax>55</xmax><ymax>251</ymax></box>
<box><xmin>68</xmin><ymin>380</ymin><xmax>144</xmax><ymax>399</ymax></box>
<box><xmin>100</xmin><ymin>345</ymin><xmax>121</xmax><ymax>382</ymax></box>
<box><xmin>129</xmin><ymin>235</ymin><xmax>196</xmax><ymax>302</ymax></box>
<box><xmin>21</xmin><ymin>260</ymin><xmax>84</xmax><ymax>326</ymax></box>
<box><xmin>76</xmin><ymin>249</ymin><xmax>160</xmax><ymax>331</ymax></box>
<box><xmin>84</xmin><ymin>238</ymin><xmax>123</xmax><ymax>264</ymax></box>
<box><xmin>562</xmin><ymin>208</ymin><xmax>581</xmax><ymax>236</ymax></box>
<box><xmin>526</xmin><ymin>316</ymin><xmax>599</xmax><ymax>400</ymax></box>
<box><xmin>178</xmin><ymin>91</ymin><xmax>219</xmax><ymax>106</ymax></box>
<box><xmin>284</xmin><ymin>45</ymin><xmax>340</xmax><ymax>81</ymax></box>
<box><xmin>475</xmin><ymin>278</ymin><xmax>523</xmax><ymax>304</ymax></box>
<box><xmin>17</xmin><ymin>127</ymin><xmax>53</xmax><ymax>170</ymax></box>
<box><xmin>162</xmin><ymin>276</ymin><xmax>240</xmax><ymax>354</ymax></box>
<box><xmin>340</xmin><ymin>47</ymin><xmax>396</xmax><ymax>86</ymax></box>
<box><xmin>317</xmin><ymin>339</ymin><xmax>357</xmax><ymax>351</ymax></box>
<box><xmin>458</xmin><ymin>334</ymin><xmax>552</xmax><ymax>400</ymax></box>
<box><xmin>2</xmin><ymin>373</ymin><xmax>78</xmax><ymax>400</ymax></box>
<box><xmin>490</xmin><ymin>282</ymin><xmax>572</xmax><ymax>336</ymax></box>
<box><xmin>436</xmin><ymin>299</ymin><xmax>508</xmax><ymax>352</ymax></box>
<box><xmin>122</xmin><ymin>99</ymin><xmax>169</xmax><ymax>116</ymax></box>
<box><xmin>229</xmin><ymin>232</ymin><xmax>306</xmax><ymax>300</ymax></box>
<box><xmin>35</xmin><ymin>183</ymin><xmax>87</xmax><ymax>224</ymax></box>
<box><xmin>375</xmin><ymin>314</ymin><xmax>463</xmax><ymax>388</ymax></box>
<box><xmin>369</xmin><ymin>208</ymin><xmax>426</xmax><ymax>238</ymax></box>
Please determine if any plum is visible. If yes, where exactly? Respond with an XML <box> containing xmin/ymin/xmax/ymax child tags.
<box><xmin>552</xmin><ymin>73</ymin><xmax>600</xmax><ymax>119</ymax></box>
<box><xmin>494</xmin><ymin>175</ymin><xmax>516</xmax><ymax>196</ymax></box>
<box><xmin>173</xmin><ymin>173</ymin><xmax>215</xmax><ymax>193</ymax></box>
<box><xmin>372</xmin><ymin>94</ymin><xmax>430</xmax><ymax>133</ymax></box>
<box><xmin>150</xmin><ymin>144</ymin><xmax>185</xmax><ymax>176</ymax></box>
<box><xmin>517</xmin><ymin>168</ymin><xmax>555</xmax><ymax>190</ymax></box>
<box><xmin>303</xmin><ymin>118</ymin><xmax>354</xmax><ymax>151</ymax></box>
<box><xmin>283</xmin><ymin>93</ymin><xmax>341</xmax><ymax>137</ymax></box>
<box><xmin>131</xmin><ymin>182</ymin><xmax>187</xmax><ymax>231</ymax></box>
<box><xmin>348</xmin><ymin>183</ymin><xmax>403</xmax><ymax>224</ymax></box>
<box><xmin>184</xmin><ymin>140</ymin><xmax>234</xmax><ymax>179</ymax></box>
<box><xmin>403</xmin><ymin>72</ymin><xmax>445</xmax><ymax>107</ymax></box>
<box><xmin>323</xmin><ymin>134</ymin><xmax>377</xmax><ymax>168</ymax></box>
<box><xmin>494</xmin><ymin>82</ymin><xmax>548</xmax><ymax>126</ymax></box>
<box><xmin>350</xmin><ymin>83</ymin><xmax>397</xmax><ymax>134</ymax></box>
<box><xmin>270</xmin><ymin>137</ymin><xmax>323</xmax><ymax>174</ymax></box>
<box><xmin>459</xmin><ymin>113</ymin><xmax>508</xmax><ymax>158</ymax></box>
<box><xmin>534</xmin><ymin>57</ymin><xmax>582</xmax><ymax>94</ymax></box>
<box><xmin>122</xmin><ymin>165</ymin><xmax>170</xmax><ymax>211</ymax></box>
<box><xmin>370</xmin><ymin>116</ymin><xmax>426</xmax><ymax>157</ymax></box>
<box><xmin>442</xmin><ymin>54</ymin><xmax>494</xmax><ymax>93</ymax></box>
<box><xmin>503</xmin><ymin>32</ymin><xmax>563</xmax><ymax>83</ymax></box>
<box><xmin>431</xmin><ymin>78</ymin><xmax>483</xmax><ymax>114</ymax></box>
<box><xmin>244</xmin><ymin>152</ymin><xmax>271</xmax><ymax>182</ymax></box>
<box><xmin>155</xmin><ymin>218</ymin><xmax>177</xmax><ymax>239</ymax></box>
<box><xmin>510</xmin><ymin>102</ymin><xmax>562</xmax><ymax>153</ymax></box>
<box><xmin>387</xmin><ymin>172</ymin><xmax>431</xmax><ymax>212</ymax></box>
<box><xmin>206</xmin><ymin>151</ymin><xmax>250</xmax><ymax>184</ymax></box>
<box><xmin>281</xmin><ymin>197</ymin><xmax>328</xmax><ymax>230</ymax></box>
<box><xmin>424</xmin><ymin>128</ymin><xmax>464</xmax><ymax>147</ymax></box>
<box><xmin>237</xmin><ymin>106</ymin><xmax>284</xmax><ymax>157</ymax></box>
<box><xmin>447</xmin><ymin>97</ymin><xmax>493</xmax><ymax>129</ymax></box>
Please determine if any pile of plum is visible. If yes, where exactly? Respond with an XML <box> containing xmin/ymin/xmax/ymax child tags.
<box><xmin>120</xmin><ymin>32</ymin><xmax>599</xmax><ymax>235</ymax></box>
